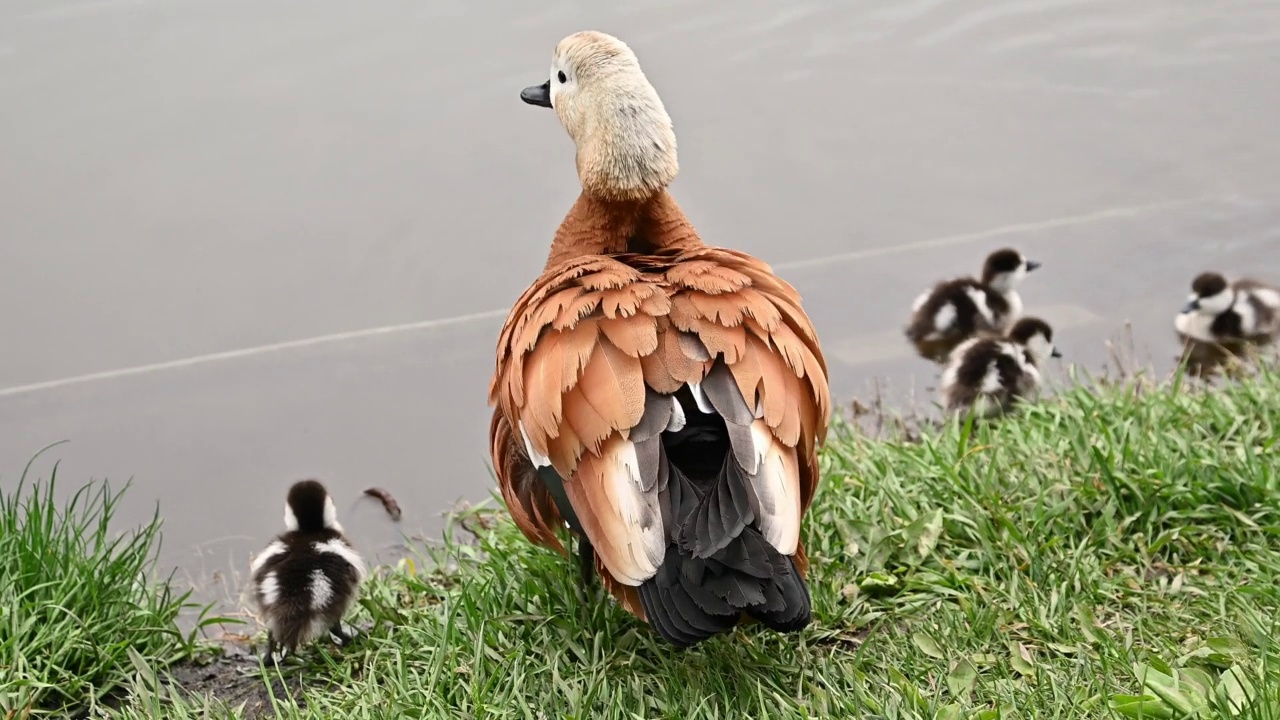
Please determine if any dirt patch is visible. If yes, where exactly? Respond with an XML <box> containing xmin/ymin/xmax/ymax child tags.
<box><xmin>164</xmin><ymin>639</ymin><xmax>297</xmax><ymax>718</ymax></box>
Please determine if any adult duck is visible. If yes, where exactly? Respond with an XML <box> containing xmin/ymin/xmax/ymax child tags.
<box><xmin>488</xmin><ymin>31</ymin><xmax>830</xmax><ymax>647</ymax></box>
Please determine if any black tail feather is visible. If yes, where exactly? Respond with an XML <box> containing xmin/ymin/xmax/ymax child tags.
<box><xmin>639</xmin><ymin>388</ymin><xmax>812</xmax><ymax>647</ymax></box>
<box><xmin>748</xmin><ymin>554</ymin><xmax>812</xmax><ymax>632</ymax></box>
<box><xmin>678</xmin><ymin>454</ymin><xmax>755</xmax><ymax>558</ymax></box>
<box><xmin>639</xmin><ymin>525</ymin><xmax>812</xmax><ymax>647</ymax></box>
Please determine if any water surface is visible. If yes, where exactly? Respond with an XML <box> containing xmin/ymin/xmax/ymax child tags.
<box><xmin>2</xmin><ymin>0</ymin><xmax>1279</xmax><ymax>605</ymax></box>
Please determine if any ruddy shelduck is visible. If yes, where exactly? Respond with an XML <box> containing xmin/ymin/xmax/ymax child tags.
<box><xmin>488</xmin><ymin>31</ymin><xmax>831</xmax><ymax>647</ymax></box>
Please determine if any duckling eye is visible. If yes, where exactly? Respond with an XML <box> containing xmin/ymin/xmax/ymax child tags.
<box><xmin>557</xmin><ymin>71</ymin><xmax>567</xmax><ymax>84</ymax></box>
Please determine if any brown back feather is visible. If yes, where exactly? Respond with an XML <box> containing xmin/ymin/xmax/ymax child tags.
<box><xmin>489</xmin><ymin>190</ymin><xmax>831</xmax><ymax>615</ymax></box>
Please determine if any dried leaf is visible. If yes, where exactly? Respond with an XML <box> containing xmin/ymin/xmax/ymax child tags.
<box><xmin>947</xmin><ymin>658</ymin><xmax>978</xmax><ymax>698</ymax></box>
<box><xmin>1010</xmin><ymin>642</ymin><xmax>1036</xmax><ymax>677</ymax></box>
<box><xmin>913</xmin><ymin>632</ymin><xmax>945</xmax><ymax>660</ymax></box>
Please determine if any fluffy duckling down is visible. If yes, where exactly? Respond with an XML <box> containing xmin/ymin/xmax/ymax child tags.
<box><xmin>905</xmin><ymin>248</ymin><xmax>1041</xmax><ymax>363</ymax></box>
<box><xmin>247</xmin><ymin>479</ymin><xmax>366</xmax><ymax>664</ymax></box>
<box><xmin>1175</xmin><ymin>272</ymin><xmax>1279</xmax><ymax>377</ymax></box>
<box><xmin>1176</xmin><ymin>270</ymin><xmax>1277</xmax><ymax>345</ymax></box>
<box><xmin>940</xmin><ymin>316</ymin><xmax>1060</xmax><ymax>418</ymax></box>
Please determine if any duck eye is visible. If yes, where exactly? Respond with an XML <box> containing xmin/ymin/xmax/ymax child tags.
<box><xmin>557</xmin><ymin>71</ymin><xmax>567</xmax><ymax>84</ymax></box>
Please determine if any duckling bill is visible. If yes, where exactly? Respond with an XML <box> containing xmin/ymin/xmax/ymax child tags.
<box><xmin>248</xmin><ymin>479</ymin><xmax>367</xmax><ymax>664</ymax></box>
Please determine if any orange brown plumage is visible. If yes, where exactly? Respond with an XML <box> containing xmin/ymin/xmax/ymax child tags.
<box><xmin>489</xmin><ymin>192</ymin><xmax>829</xmax><ymax>643</ymax></box>
<box><xmin>489</xmin><ymin>30</ymin><xmax>830</xmax><ymax>647</ymax></box>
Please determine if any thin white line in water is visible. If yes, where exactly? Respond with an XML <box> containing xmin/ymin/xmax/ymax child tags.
<box><xmin>774</xmin><ymin>196</ymin><xmax>1205</xmax><ymax>271</ymax></box>
<box><xmin>0</xmin><ymin>195</ymin><xmax>1208</xmax><ymax>399</ymax></box>
<box><xmin>0</xmin><ymin>308</ymin><xmax>510</xmax><ymax>399</ymax></box>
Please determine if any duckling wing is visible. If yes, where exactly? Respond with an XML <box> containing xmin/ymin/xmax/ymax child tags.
<box><xmin>489</xmin><ymin>250</ymin><xmax>829</xmax><ymax>602</ymax></box>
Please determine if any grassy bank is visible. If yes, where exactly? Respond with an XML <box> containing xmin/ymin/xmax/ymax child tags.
<box><xmin>13</xmin><ymin>369</ymin><xmax>1280</xmax><ymax>719</ymax></box>
<box><xmin>0</xmin><ymin>453</ymin><xmax>205</xmax><ymax>717</ymax></box>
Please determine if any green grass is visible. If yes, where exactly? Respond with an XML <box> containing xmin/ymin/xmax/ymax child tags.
<box><xmin>0</xmin><ymin>448</ymin><xmax>204</xmax><ymax>717</ymax></box>
<box><xmin>64</xmin><ymin>370</ymin><xmax>1280</xmax><ymax>717</ymax></box>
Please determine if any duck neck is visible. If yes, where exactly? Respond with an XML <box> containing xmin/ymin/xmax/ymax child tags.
<box><xmin>544</xmin><ymin>190</ymin><xmax>704</xmax><ymax>269</ymax></box>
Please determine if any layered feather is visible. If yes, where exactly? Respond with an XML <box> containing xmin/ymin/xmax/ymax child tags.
<box><xmin>488</xmin><ymin>192</ymin><xmax>829</xmax><ymax>626</ymax></box>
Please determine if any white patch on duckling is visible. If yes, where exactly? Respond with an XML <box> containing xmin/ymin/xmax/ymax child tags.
<box><xmin>963</xmin><ymin>287</ymin><xmax>995</xmax><ymax>326</ymax></box>
<box><xmin>939</xmin><ymin>363</ymin><xmax>959</xmax><ymax>392</ymax></box>
<box><xmin>258</xmin><ymin>572</ymin><xmax>280</xmax><ymax>607</ymax></box>
<box><xmin>988</xmin><ymin>263</ymin><xmax>1028</xmax><ymax>294</ymax></box>
<box><xmin>980</xmin><ymin>362</ymin><xmax>1003</xmax><ymax>394</ymax></box>
<box><xmin>911</xmin><ymin>290</ymin><xmax>930</xmax><ymax>313</ymax></box>
<box><xmin>1175</xmin><ymin>311</ymin><xmax>1216</xmax><ymax>342</ymax></box>
<box><xmin>1235</xmin><ymin>298</ymin><xmax>1258</xmax><ymax>334</ymax></box>
<box><xmin>305</xmin><ymin>617</ymin><xmax>331</xmax><ymax>646</ymax></box>
<box><xmin>933</xmin><ymin>304</ymin><xmax>957</xmax><ymax>333</ymax></box>
<box><xmin>1253</xmin><ymin>288</ymin><xmax>1280</xmax><ymax>309</ymax></box>
<box><xmin>1022</xmin><ymin>363</ymin><xmax>1043</xmax><ymax>386</ymax></box>
<box><xmin>518</xmin><ymin>422</ymin><xmax>553</xmax><ymax>468</ymax></box>
<box><xmin>1198</xmin><ymin>288</ymin><xmax>1234</xmax><ymax>315</ymax></box>
<box><xmin>251</xmin><ymin>541</ymin><xmax>286</xmax><ymax>574</ymax></box>
<box><xmin>323</xmin><ymin>496</ymin><xmax>340</xmax><ymax>531</ymax></box>
<box><xmin>314</xmin><ymin>539</ymin><xmax>368</xmax><ymax>582</ymax></box>
<box><xmin>309</xmin><ymin>569</ymin><xmax>334</xmax><ymax>610</ymax></box>
<box><xmin>1024</xmin><ymin>334</ymin><xmax>1055</xmax><ymax>365</ymax></box>
<box><xmin>283</xmin><ymin>503</ymin><xmax>299</xmax><ymax>532</ymax></box>
<box><xmin>940</xmin><ymin>337</ymin><xmax>981</xmax><ymax>391</ymax></box>
<box><xmin>1002</xmin><ymin>291</ymin><xmax>1024</xmax><ymax>327</ymax></box>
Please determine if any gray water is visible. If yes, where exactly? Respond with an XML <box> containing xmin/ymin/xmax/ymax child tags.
<box><xmin>2</xmin><ymin>0</ymin><xmax>1279</xmax><ymax>606</ymax></box>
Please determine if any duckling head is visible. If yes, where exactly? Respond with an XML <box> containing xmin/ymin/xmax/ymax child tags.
<box><xmin>1183</xmin><ymin>272</ymin><xmax>1232</xmax><ymax>315</ymax></box>
<box><xmin>283</xmin><ymin>479</ymin><xmax>340</xmax><ymax>534</ymax></box>
<box><xmin>1008</xmin><ymin>316</ymin><xmax>1062</xmax><ymax>363</ymax></box>
<box><xmin>982</xmin><ymin>248</ymin><xmax>1040</xmax><ymax>293</ymax></box>
<box><xmin>521</xmin><ymin>31</ymin><xmax>678</xmax><ymax>202</ymax></box>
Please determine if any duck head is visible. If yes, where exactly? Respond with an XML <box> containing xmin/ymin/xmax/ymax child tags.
<box><xmin>521</xmin><ymin>31</ymin><xmax>678</xmax><ymax>202</ymax></box>
<box><xmin>284</xmin><ymin>479</ymin><xmax>341</xmax><ymax>534</ymax></box>
<box><xmin>982</xmin><ymin>248</ymin><xmax>1040</xmax><ymax>293</ymax></box>
<box><xmin>1183</xmin><ymin>272</ymin><xmax>1232</xmax><ymax>315</ymax></box>
<box><xmin>1007</xmin><ymin>316</ymin><xmax>1062</xmax><ymax>363</ymax></box>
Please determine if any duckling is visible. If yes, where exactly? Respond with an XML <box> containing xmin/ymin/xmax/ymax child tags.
<box><xmin>1174</xmin><ymin>273</ymin><xmax>1279</xmax><ymax>376</ymax></box>
<box><xmin>940</xmin><ymin>317</ymin><xmax>1060</xmax><ymax>417</ymax></box>
<box><xmin>905</xmin><ymin>248</ymin><xmax>1041</xmax><ymax>363</ymax></box>
<box><xmin>247</xmin><ymin>479</ymin><xmax>367</xmax><ymax>664</ymax></box>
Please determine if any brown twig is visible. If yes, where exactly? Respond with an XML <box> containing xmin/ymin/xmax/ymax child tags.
<box><xmin>363</xmin><ymin>487</ymin><xmax>402</xmax><ymax>522</ymax></box>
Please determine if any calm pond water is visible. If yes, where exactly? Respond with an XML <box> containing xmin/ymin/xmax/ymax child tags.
<box><xmin>2</xmin><ymin>0</ymin><xmax>1279</xmax><ymax>608</ymax></box>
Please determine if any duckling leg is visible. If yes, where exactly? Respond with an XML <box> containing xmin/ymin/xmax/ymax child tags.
<box><xmin>329</xmin><ymin>622</ymin><xmax>356</xmax><ymax>647</ymax></box>
<box><xmin>262</xmin><ymin>632</ymin><xmax>280</xmax><ymax>666</ymax></box>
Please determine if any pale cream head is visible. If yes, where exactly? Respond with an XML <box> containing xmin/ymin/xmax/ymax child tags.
<box><xmin>521</xmin><ymin>31</ymin><xmax>678</xmax><ymax>201</ymax></box>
